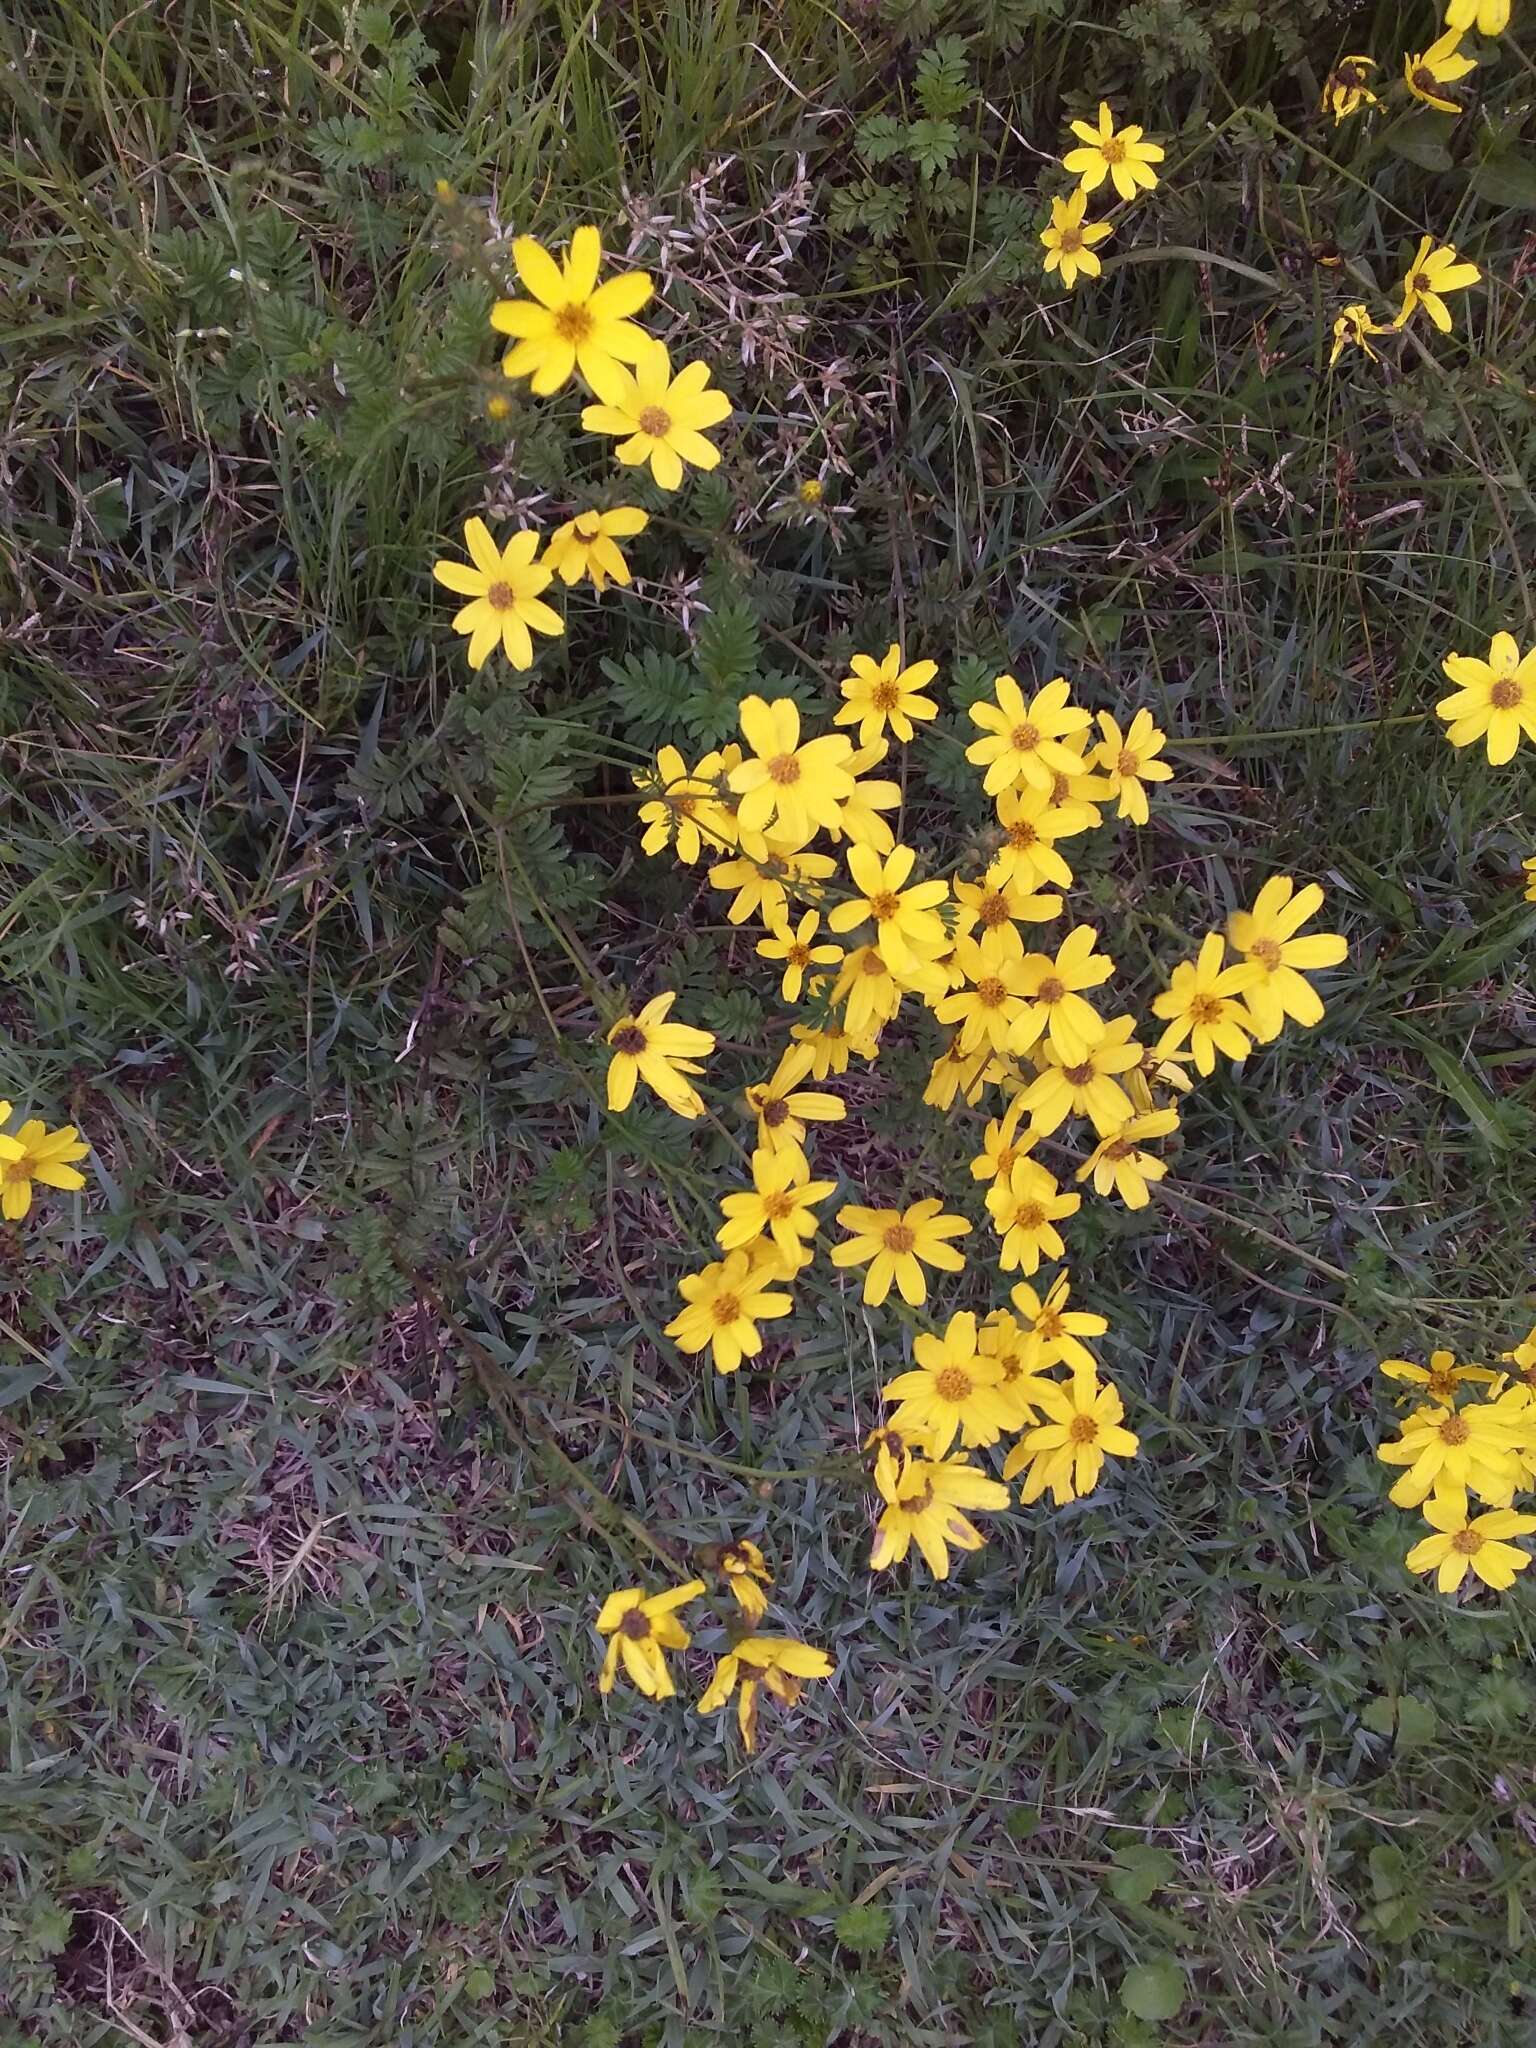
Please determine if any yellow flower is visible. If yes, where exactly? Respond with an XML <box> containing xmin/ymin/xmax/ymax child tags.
<box><xmin>485</xmin><ymin>392</ymin><xmax>512</xmax><ymax>422</ymax></box>
<box><xmin>986</xmin><ymin>1155</ymin><xmax>1080</xmax><ymax>1275</ymax></box>
<box><xmin>1010</xmin><ymin>1273</ymin><xmax>1107</xmax><ymax>1377</ymax></box>
<box><xmin>431</xmin><ymin>519</ymin><xmax>563</xmax><ymax>671</ymax></box>
<box><xmin>833</xmin><ymin>944</ymin><xmax>906</xmax><ymax>1040</ymax></box>
<box><xmin>826</xmin><ymin>843</ymin><xmax>949</xmax><ymax>981</ymax></box>
<box><xmin>728</xmin><ymin>696</ymin><xmax>856</xmax><ymax>842</ymax></box>
<box><xmin>1329</xmin><ymin>303</ymin><xmax>1390</xmax><ymax>370</ymax></box>
<box><xmin>665</xmin><ymin>1248</ymin><xmax>793</xmax><ymax>1374</ymax></box>
<box><xmin>708</xmin><ymin>835</ymin><xmax>835</xmax><ymax>928</ymax></box>
<box><xmin>605</xmin><ymin>993</ymin><xmax>716</xmax><ymax>1118</ymax></box>
<box><xmin>1376</xmin><ymin>1398</ymin><xmax>1527</xmax><ymax>1508</ymax></box>
<box><xmin>1003</xmin><ymin>1369</ymin><xmax>1140</xmax><ymax>1499</ymax></box>
<box><xmin>967</xmin><ymin>674</ymin><xmax>1091</xmax><ymax>796</ymax></box>
<box><xmin>1226</xmin><ymin>877</ymin><xmax>1347</xmax><ymax>1041</ymax></box>
<box><xmin>978</xmin><ymin>1311</ymin><xmax>1061</xmax><ymax>1427</ymax></box>
<box><xmin>1044</xmin><ymin>726</ymin><xmax>1114</xmax><ymax>828</ymax></box>
<box><xmin>1381</xmin><ymin>1349</ymin><xmax>1498</xmax><ymax>1405</ymax></box>
<box><xmin>835</xmin><ymin>643</ymin><xmax>940</xmax><ymax>745</ymax></box>
<box><xmin>756</xmin><ymin>910</ymin><xmax>843</xmax><ymax>1003</ymax></box>
<box><xmin>952</xmin><ymin>872</ymin><xmax>1061</xmax><ymax>947</ymax></box>
<box><xmin>1151</xmin><ymin>933</ymin><xmax>1261</xmax><ymax>1075</ymax></box>
<box><xmin>989</xmin><ymin>785</ymin><xmax>1077</xmax><ymax>894</ymax></box>
<box><xmin>798</xmin><ymin>477</ymin><xmax>825</xmax><ymax>504</ymax></box>
<box><xmin>935</xmin><ymin>929</ymin><xmax>1032</xmax><ymax>1055</ymax></box>
<box><xmin>0</xmin><ymin>1113</ymin><xmax>84</xmax><ymax>1220</ymax></box>
<box><xmin>635</xmin><ymin>744</ymin><xmax>738</xmax><ymax>864</ymax></box>
<box><xmin>1523</xmin><ymin>855</ymin><xmax>1536</xmax><ymax>904</ymax></box>
<box><xmin>969</xmin><ymin>1095</ymin><xmax>1036</xmax><ymax>1184</ymax></box>
<box><xmin>790</xmin><ymin>1004</ymin><xmax>878</xmax><ymax>1078</ymax></box>
<box><xmin>717</xmin><ymin>1145</ymin><xmax>836</xmax><ymax>1262</ymax></box>
<box><xmin>542</xmin><ymin>506</ymin><xmax>649</xmax><ymax>592</ymax></box>
<box><xmin>831</xmin><ymin>1198</ymin><xmax>971</xmax><ymax>1306</ymax></box>
<box><xmin>1008</xmin><ymin>924</ymin><xmax>1116</xmax><ymax>1063</ymax></box>
<box><xmin>1502</xmin><ymin>1326</ymin><xmax>1536</xmax><ymax>1393</ymax></box>
<box><xmin>1444</xmin><ymin>0</ymin><xmax>1509</xmax><ymax>32</ymax></box>
<box><xmin>744</xmin><ymin>1043</ymin><xmax>846</xmax><ymax>1153</ymax></box>
<box><xmin>1092</xmin><ymin>709</ymin><xmax>1173</xmax><ymax>824</ymax></box>
<box><xmin>581</xmin><ymin>341</ymin><xmax>733</xmax><ymax>490</ymax></box>
<box><xmin>1127</xmin><ymin>1041</ymin><xmax>1197</xmax><ymax>1113</ymax></box>
<box><xmin>1406</xmin><ymin>1494</ymin><xmax>1536</xmax><ymax>1595</ymax></box>
<box><xmin>1077</xmin><ymin>1107</ymin><xmax>1180</xmax><ymax>1208</ymax></box>
<box><xmin>1436</xmin><ymin>632</ymin><xmax>1536</xmax><ymax>764</ymax></box>
<box><xmin>883</xmin><ymin>1311</ymin><xmax>1019</xmax><ymax>1454</ymax></box>
<box><xmin>1016</xmin><ymin>1014</ymin><xmax>1143</xmax><ymax>1137</ymax></box>
<box><xmin>595</xmin><ymin>1579</ymin><xmax>705</xmax><ymax>1698</ymax></box>
<box><xmin>826</xmin><ymin>738</ymin><xmax>903</xmax><ymax>855</ymax></box>
<box><xmin>718</xmin><ymin>1538</ymin><xmax>773</xmax><ymax>1622</ymax></box>
<box><xmin>921</xmin><ymin>1035</ymin><xmax>994</xmax><ymax>1112</ymax></box>
<box><xmin>1061</xmin><ymin>102</ymin><xmax>1165</xmax><ymax>202</ymax></box>
<box><xmin>491</xmin><ymin>226</ymin><xmax>653</xmax><ymax>395</ymax></box>
<box><xmin>697</xmin><ymin>1634</ymin><xmax>833</xmax><ymax>1750</ymax></box>
<box><xmin>1040</xmin><ymin>186</ymin><xmax>1114</xmax><ymax>289</ymax></box>
<box><xmin>1321</xmin><ymin>55</ymin><xmax>1378</xmax><ymax>121</ymax></box>
<box><xmin>1396</xmin><ymin>234</ymin><xmax>1481</xmax><ymax>333</ymax></box>
<box><xmin>869</xmin><ymin>1445</ymin><xmax>1010</xmax><ymax>1578</ymax></box>
<box><xmin>1403</xmin><ymin>29</ymin><xmax>1476</xmax><ymax>114</ymax></box>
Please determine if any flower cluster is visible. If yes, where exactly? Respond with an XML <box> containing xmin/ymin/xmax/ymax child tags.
<box><xmin>1376</xmin><ymin>1330</ymin><xmax>1536</xmax><ymax>1596</ymax></box>
<box><xmin>1323</xmin><ymin>1</ymin><xmax>1508</xmax><ymax>132</ymax></box>
<box><xmin>0</xmin><ymin>1104</ymin><xmax>89</xmax><ymax>1224</ymax></box>
<box><xmin>1040</xmin><ymin>102</ymin><xmax>1165</xmax><ymax>291</ymax></box>
<box><xmin>432</xmin><ymin>225</ymin><xmax>734</xmax><ymax>670</ymax></box>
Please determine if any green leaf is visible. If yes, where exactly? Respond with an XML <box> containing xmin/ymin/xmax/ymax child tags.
<box><xmin>1361</xmin><ymin>1693</ymin><xmax>1438</xmax><ymax>1746</ymax></box>
<box><xmin>1119</xmin><ymin>1957</ymin><xmax>1187</xmax><ymax>2022</ymax></box>
<box><xmin>1472</xmin><ymin>149</ymin><xmax>1536</xmax><ymax>209</ymax></box>
<box><xmin>835</xmin><ymin>1902</ymin><xmax>892</xmax><ymax>1955</ymax></box>
<box><xmin>464</xmin><ymin>1964</ymin><xmax>495</xmax><ymax>2000</ymax></box>
<box><xmin>1381</xmin><ymin>110</ymin><xmax>1454</xmax><ymax>173</ymax></box>
<box><xmin>914</xmin><ymin>36</ymin><xmax>972</xmax><ymax>119</ymax></box>
<box><xmin>856</xmin><ymin>113</ymin><xmax>906</xmax><ymax>165</ymax></box>
<box><xmin>1109</xmin><ymin>1845</ymin><xmax>1178</xmax><ymax>1904</ymax></box>
<box><xmin>906</xmin><ymin>117</ymin><xmax>960</xmax><ymax>180</ymax></box>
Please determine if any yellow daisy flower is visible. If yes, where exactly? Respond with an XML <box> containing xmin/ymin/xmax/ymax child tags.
<box><xmin>542</xmin><ymin>506</ymin><xmax>649</xmax><ymax>592</ymax></box>
<box><xmin>664</xmin><ymin>1248</ymin><xmax>793</xmax><ymax>1374</ymax></box>
<box><xmin>869</xmin><ymin>1445</ymin><xmax>1010</xmax><ymax>1579</ymax></box>
<box><xmin>1403</xmin><ymin>29</ymin><xmax>1476</xmax><ymax>114</ymax></box>
<box><xmin>1077</xmin><ymin>1107</ymin><xmax>1180</xmax><ymax>1209</ymax></box>
<box><xmin>1523</xmin><ymin>856</ymin><xmax>1536</xmax><ymax>903</ymax></box>
<box><xmin>581</xmin><ymin>341</ymin><xmax>733</xmax><ymax>491</ymax></box>
<box><xmin>952</xmin><ymin>871</ymin><xmax>1061</xmax><ymax>947</ymax></box>
<box><xmin>883</xmin><ymin>1310</ymin><xmax>1017</xmax><ymax>1454</ymax></box>
<box><xmin>728</xmin><ymin>696</ymin><xmax>856</xmax><ymax>842</ymax></box>
<box><xmin>605</xmin><ymin>993</ymin><xmax>716</xmax><ymax>1118</ymax></box>
<box><xmin>431</xmin><ymin>518</ymin><xmax>564</xmax><ymax>671</ymax></box>
<box><xmin>1376</xmin><ymin>1398</ymin><xmax>1527</xmax><ymax>1508</ymax></box>
<box><xmin>1444</xmin><ymin>0</ymin><xmax>1509</xmax><ymax>32</ymax></box>
<box><xmin>755</xmin><ymin>910</ymin><xmax>843</xmax><ymax>1004</ymax></box>
<box><xmin>1381</xmin><ymin>1349</ymin><xmax>1498</xmax><ymax>1405</ymax></box>
<box><xmin>826</xmin><ymin>843</ymin><xmax>949</xmax><ymax>977</ymax></box>
<box><xmin>595</xmin><ymin>1578</ymin><xmax>705</xmax><ymax>1698</ymax></box>
<box><xmin>1321</xmin><ymin>55</ymin><xmax>1378</xmax><ymax>121</ymax></box>
<box><xmin>935</xmin><ymin>928</ymin><xmax>1032</xmax><ymax>1055</ymax></box>
<box><xmin>1151</xmin><ymin>933</ymin><xmax>1261</xmax><ymax>1075</ymax></box>
<box><xmin>1010</xmin><ymin>1272</ymin><xmax>1108</xmax><ymax>1376</ymax></box>
<box><xmin>921</xmin><ymin>1035</ymin><xmax>995</xmax><ymax>1112</ymax></box>
<box><xmin>832</xmin><ymin>944</ymin><xmax>906</xmax><ymax>1040</ymax></box>
<box><xmin>717</xmin><ymin>1538</ymin><xmax>773</xmax><ymax>1623</ymax></box>
<box><xmin>1092</xmin><ymin>709</ymin><xmax>1173</xmax><ymax>824</ymax></box>
<box><xmin>825</xmin><ymin>738</ymin><xmax>903</xmax><ymax>855</ymax></box>
<box><xmin>1406</xmin><ymin>1495</ymin><xmax>1536</xmax><ymax>1595</ymax></box>
<box><xmin>789</xmin><ymin>1005</ymin><xmax>879</xmax><ymax>1078</ymax></box>
<box><xmin>0</xmin><ymin>1113</ymin><xmax>85</xmax><ymax>1220</ymax></box>
<box><xmin>989</xmin><ymin>784</ymin><xmax>1077</xmax><ymax>893</ymax></box>
<box><xmin>830</xmin><ymin>1198</ymin><xmax>971</xmax><ymax>1306</ymax></box>
<box><xmin>1016</xmin><ymin>1013</ymin><xmax>1144</xmax><ymax>1136</ymax></box>
<box><xmin>744</xmin><ymin>1044</ymin><xmax>846</xmax><ymax>1153</ymax></box>
<box><xmin>969</xmin><ymin>1094</ymin><xmax>1037</xmax><ymax>1183</ymax></box>
<box><xmin>634</xmin><ymin>744</ymin><xmax>737</xmax><ymax>864</ymax></box>
<box><xmin>1061</xmin><ymin>102</ymin><xmax>1165</xmax><ymax>202</ymax></box>
<box><xmin>978</xmin><ymin>1310</ymin><xmax>1061</xmax><ymax>1428</ymax></box>
<box><xmin>1396</xmin><ymin>235</ymin><xmax>1481</xmax><ymax>333</ymax></box>
<box><xmin>1226</xmin><ymin>877</ymin><xmax>1348</xmax><ymax>1041</ymax></box>
<box><xmin>1127</xmin><ymin>1042</ymin><xmax>1197</xmax><ymax>1113</ymax></box>
<box><xmin>1436</xmin><ymin>632</ymin><xmax>1536</xmax><ymax>764</ymax></box>
<box><xmin>835</xmin><ymin>643</ymin><xmax>940</xmax><ymax>745</ymax></box>
<box><xmin>1009</xmin><ymin>924</ymin><xmax>1116</xmax><ymax>1063</ymax></box>
<box><xmin>716</xmin><ymin>1145</ymin><xmax>836</xmax><ymax>1262</ymax></box>
<box><xmin>1040</xmin><ymin>188</ymin><xmax>1113</xmax><ymax>289</ymax></box>
<box><xmin>697</xmin><ymin>1634</ymin><xmax>833</xmax><ymax>1751</ymax></box>
<box><xmin>1501</xmin><ymin>1326</ymin><xmax>1536</xmax><ymax>1392</ymax></box>
<box><xmin>708</xmin><ymin>835</ymin><xmax>835</xmax><ymax>928</ymax></box>
<box><xmin>1329</xmin><ymin>303</ymin><xmax>1391</xmax><ymax>370</ymax></box>
<box><xmin>986</xmin><ymin>1156</ymin><xmax>1080</xmax><ymax>1275</ymax></box>
<box><xmin>967</xmin><ymin>674</ymin><xmax>1092</xmax><ymax>796</ymax></box>
<box><xmin>1003</xmin><ymin>1369</ymin><xmax>1140</xmax><ymax>1500</ymax></box>
<box><xmin>491</xmin><ymin>226</ymin><xmax>653</xmax><ymax>395</ymax></box>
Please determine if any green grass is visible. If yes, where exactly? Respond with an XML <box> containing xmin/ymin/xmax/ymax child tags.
<box><xmin>3</xmin><ymin>1</ymin><xmax>1536</xmax><ymax>2043</ymax></box>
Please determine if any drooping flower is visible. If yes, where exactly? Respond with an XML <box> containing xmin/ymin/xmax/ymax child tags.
<box><xmin>1010</xmin><ymin>1272</ymin><xmax>1108</xmax><ymax>1376</ymax></box>
<box><xmin>831</xmin><ymin>1198</ymin><xmax>971</xmax><ymax>1306</ymax></box>
<box><xmin>1321</xmin><ymin>55</ymin><xmax>1378</xmax><ymax>122</ymax></box>
<box><xmin>790</xmin><ymin>1004</ymin><xmax>879</xmax><ymax>1079</ymax></box>
<box><xmin>1524</xmin><ymin>856</ymin><xmax>1536</xmax><ymax>904</ymax></box>
<box><xmin>1091</xmin><ymin>709</ymin><xmax>1174</xmax><ymax>824</ymax></box>
<box><xmin>1016</xmin><ymin>1014</ymin><xmax>1143</xmax><ymax>1136</ymax></box>
<box><xmin>491</xmin><ymin>227</ymin><xmax>653</xmax><ymax>395</ymax></box>
<box><xmin>985</xmin><ymin>1155</ymin><xmax>1081</xmax><ymax>1276</ymax></box>
<box><xmin>1151</xmin><ymin>933</ymin><xmax>1261</xmax><ymax>1075</ymax></box>
<box><xmin>0</xmin><ymin>1112</ymin><xmax>86</xmax><ymax>1221</ymax></box>
<box><xmin>883</xmin><ymin>1311</ymin><xmax>1017</xmax><ymax>1454</ymax></box>
<box><xmin>1040</xmin><ymin>188</ymin><xmax>1113</xmax><ymax>290</ymax></box>
<box><xmin>1061</xmin><ymin>102</ymin><xmax>1165</xmax><ymax>202</ymax></box>
<box><xmin>756</xmin><ymin>910</ymin><xmax>843</xmax><ymax>1003</ymax></box>
<box><xmin>635</xmin><ymin>744</ymin><xmax>738</xmax><ymax>864</ymax></box>
<box><xmin>431</xmin><ymin>519</ymin><xmax>564</xmax><ymax>671</ymax></box>
<box><xmin>1375</xmin><ymin>1398</ymin><xmax>1527</xmax><ymax>1508</ymax></box>
<box><xmin>1329</xmin><ymin>303</ymin><xmax>1390</xmax><ymax>370</ymax></box>
<box><xmin>969</xmin><ymin>1094</ymin><xmax>1037</xmax><ymax>1184</ymax></box>
<box><xmin>1380</xmin><ymin>1349</ymin><xmax>1498</xmax><ymax>1406</ymax></box>
<box><xmin>869</xmin><ymin>1445</ymin><xmax>1010</xmax><ymax>1579</ymax></box>
<box><xmin>978</xmin><ymin>1310</ymin><xmax>1061</xmax><ymax>1428</ymax></box>
<box><xmin>708</xmin><ymin>835</ymin><xmax>835</xmax><ymax>927</ymax></box>
<box><xmin>967</xmin><ymin>675</ymin><xmax>1092</xmax><ymax>796</ymax></box>
<box><xmin>664</xmin><ymin>1248</ymin><xmax>793</xmax><ymax>1374</ymax></box>
<box><xmin>826</xmin><ymin>739</ymin><xmax>903</xmax><ymax>855</ymax></box>
<box><xmin>1402</xmin><ymin>29</ymin><xmax>1476</xmax><ymax>115</ymax></box>
<box><xmin>1436</xmin><ymin>633</ymin><xmax>1536</xmax><ymax>764</ymax></box>
<box><xmin>605</xmin><ymin>993</ymin><xmax>716</xmax><ymax>1117</ymax></box>
<box><xmin>595</xmin><ymin>1578</ymin><xmax>705</xmax><ymax>1698</ymax></box>
<box><xmin>832</xmin><ymin>944</ymin><xmax>906</xmax><ymax>1040</ymax></box>
<box><xmin>1396</xmin><ymin>235</ymin><xmax>1481</xmax><ymax>334</ymax></box>
<box><xmin>835</xmin><ymin>643</ymin><xmax>940</xmax><ymax>745</ymax></box>
<box><xmin>744</xmin><ymin>1044</ymin><xmax>846</xmax><ymax>1153</ymax></box>
<box><xmin>1405</xmin><ymin>1494</ymin><xmax>1536</xmax><ymax>1595</ymax></box>
<box><xmin>1502</xmin><ymin>1326</ymin><xmax>1536</xmax><ymax>1392</ymax></box>
<box><xmin>717</xmin><ymin>1538</ymin><xmax>773</xmax><ymax>1622</ymax></box>
<box><xmin>581</xmin><ymin>342</ymin><xmax>733</xmax><ymax>490</ymax></box>
<box><xmin>1225</xmin><ymin>877</ymin><xmax>1348</xmax><ymax>1041</ymax></box>
<box><xmin>716</xmin><ymin>1145</ymin><xmax>837</xmax><ymax>1262</ymax></box>
<box><xmin>542</xmin><ymin>506</ymin><xmax>649</xmax><ymax>591</ymax></box>
<box><xmin>1003</xmin><ymin>1369</ymin><xmax>1140</xmax><ymax>1500</ymax></box>
<box><xmin>728</xmin><ymin>696</ymin><xmax>856</xmax><ymax>841</ymax></box>
<box><xmin>921</xmin><ymin>1035</ymin><xmax>995</xmax><ymax>1112</ymax></box>
<box><xmin>1008</xmin><ymin>925</ymin><xmax>1116</xmax><ymax>1063</ymax></box>
<box><xmin>697</xmin><ymin>1635</ymin><xmax>833</xmax><ymax>1750</ymax></box>
<box><xmin>1076</xmin><ymin>1107</ymin><xmax>1181</xmax><ymax>1208</ymax></box>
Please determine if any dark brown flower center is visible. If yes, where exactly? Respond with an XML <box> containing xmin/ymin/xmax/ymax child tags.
<box><xmin>761</xmin><ymin>1097</ymin><xmax>790</xmax><ymax>1128</ymax></box>
<box><xmin>1063</xmin><ymin>1062</ymin><xmax>1094</xmax><ymax>1087</ymax></box>
<box><xmin>619</xmin><ymin>1608</ymin><xmax>653</xmax><ymax>1639</ymax></box>
<box><xmin>787</xmin><ymin>942</ymin><xmax>811</xmax><ymax>967</ymax></box>
<box><xmin>1007</xmin><ymin>822</ymin><xmax>1039</xmax><ymax>850</ymax></box>
<box><xmin>1490</xmin><ymin>677</ymin><xmax>1522</xmax><ymax>710</ymax></box>
<box><xmin>976</xmin><ymin>892</ymin><xmax>1008</xmax><ymax>927</ymax></box>
<box><xmin>1250</xmin><ymin>938</ymin><xmax>1282</xmax><ymax>971</ymax></box>
<box><xmin>1410</xmin><ymin>71</ymin><xmax>1436</xmax><ymax>97</ymax></box>
<box><xmin>611</xmin><ymin>1024</ymin><xmax>647</xmax><ymax>1055</ymax></box>
<box><xmin>1036</xmin><ymin>976</ymin><xmax>1065</xmax><ymax>1005</ymax></box>
<box><xmin>1057</xmin><ymin>228</ymin><xmax>1083</xmax><ymax>256</ymax></box>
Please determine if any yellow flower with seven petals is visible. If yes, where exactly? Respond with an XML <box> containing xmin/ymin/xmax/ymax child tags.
<box><xmin>833</xmin><ymin>944</ymin><xmax>905</xmax><ymax>1040</ymax></box>
<box><xmin>1396</xmin><ymin>235</ymin><xmax>1481</xmax><ymax>333</ymax></box>
<box><xmin>1010</xmin><ymin>1272</ymin><xmax>1107</xmax><ymax>1376</ymax></box>
<box><xmin>1403</xmin><ymin>29</ymin><xmax>1476</xmax><ymax>115</ymax></box>
<box><xmin>831</xmin><ymin>1197</ymin><xmax>971</xmax><ymax>1306</ymax></box>
<box><xmin>969</xmin><ymin>1094</ymin><xmax>1036</xmax><ymax>1183</ymax></box>
<box><xmin>697</xmin><ymin>1635</ymin><xmax>833</xmax><ymax>1751</ymax></box>
<box><xmin>1003</xmin><ymin>1369</ymin><xmax>1140</xmax><ymax>1500</ymax></box>
<box><xmin>581</xmin><ymin>342</ymin><xmax>733</xmax><ymax>490</ymax></box>
<box><xmin>431</xmin><ymin>519</ymin><xmax>564</xmax><ymax>671</ymax></box>
<box><xmin>1061</xmin><ymin>102</ymin><xmax>1165</xmax><ymax>202</ymax></box>
<box><xmin>1436</xmin><ymin>633</ymin><xmax>1536</xmax><ymax>764</ymax></box>
<box><xmin>827</xmin><ymin>844</ymin><xmax>950</xmax><ymax>980</ymax></box>
<box><xmin>883</xmin><ymin>1311</ymin><xmax>1017</xmax><ymax>1455</ymax></box>
<box><xmin>835</xmin><ymin>643</ymin><xmax>940</xmax><ymax>745</ymax></box>
<box><xmin>1406</xmin><ymin>1496</ymin><xmax>1536</xmax><ymax>1595</ymax></box>
<box><xmin>1008</xmin><ymin>925</ymin><xmax>1116</xmax><ymax>1063</ymax></box>
<box><xmin>1226</xmin><ymin>877</ymin><xmax>1347</xmax><ymax>1042</ymax></box>
<box><xmin>990</xmin><ymin>784</ymin><xmax>1077</xmax><ymax>893</ymax></box>
<box><xmin>1152</xmin><ymin>933</ymin><xmax>1261</xmax><ymax>1075</ymax></box>
<box><xmin>1040</xmin><ymin>188</ymin><xmax>1113</xmax><ymax>290</ymax></box>
<box><xmin>605</xmin><ymin>993</ymin><xmax>716</xmax><ymax>1117</ymax></box>
<box><xmin>595</xmin><ymin>1579</ymin><xmax>704</xmax><ymax>1698</ymax></box>
<box><xmin>869</xmin><ymin>1445</ymin><xmax>1011</xmax><ymax>1579</ymax></box>
<box><xmin>756</xmin><ymin>911</ymin><xmax>843</xmax><ymax>1003</ymax></box>
<box><xmin>542</xmin><ymin>506</ymin><xmax>649</xmax><ymax>592</ymax></box>
<box><xmin>491</xmin><ymin>227</ymin><xmax>653</xmax><ymax>394</ymax></box>
<box><xmin>665</xmin><ymin>1247</ymin><xmax>793</xmax><ymax>1374</ymax></box>
<box><xmin>1016</xmin><ymin>1014</ymin><xmax>1143</xmax><ymax>1136</ymax></box>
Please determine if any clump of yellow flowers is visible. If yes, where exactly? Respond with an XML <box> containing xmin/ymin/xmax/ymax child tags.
<box><xmin>1376</xmin><ymin>1329</ymin><xmax>1536</xmax><ymax>1597</ymax></box>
